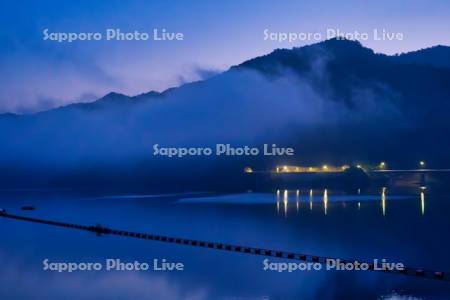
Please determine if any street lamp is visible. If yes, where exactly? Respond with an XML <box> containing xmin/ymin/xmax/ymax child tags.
<box><xmin>419</xmin><ymin>161</ymin><xmax>425</xmax><ymax>168</ymax></box>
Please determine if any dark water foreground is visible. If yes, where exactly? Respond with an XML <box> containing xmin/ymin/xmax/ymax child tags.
<box><xmin>0</xmin><ymin>184</ymin><xmax>449</xmax><ymax>299</ymax></box>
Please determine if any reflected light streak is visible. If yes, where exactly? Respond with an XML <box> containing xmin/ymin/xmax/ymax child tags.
<box><xmin>276</xmin><ymin>189</ymin><xmax>280</xmax><ymax>214</ymax></box>
<box><xmin>381</xmin><ymin>187</ymin><xmax>386</xmax><ymax>216</ymax></box>
<box><xmin>283</xmin><ymin>190</ymin><xmax>288</xmax><ymax>217</ymax></box>
<box><xmin>420</xmin><ymin>191</ymin><xmax>425</xmax><ymax>215</ymax></box>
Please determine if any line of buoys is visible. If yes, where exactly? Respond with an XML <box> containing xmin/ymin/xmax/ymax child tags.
<box><xmin>1</xmin><ymin>212</ymin><xmax>448</xmax><ymax>282</ymax></box>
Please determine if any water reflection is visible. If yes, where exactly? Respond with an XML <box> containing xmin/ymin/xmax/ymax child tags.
<box><xmin>283</xmin><ymin>190</ymin><xmax>288</xmax><ymax>217</ymax></box>
<box><xmin>273</xmin><ymin>188</ymin><xmax>426</xmax><ymax>217</ymax></box>
<box><xmin>323</xmin><ymin>189</ymin><xmax>328</xmax><ymax>215</ymax></box>
<box><xmin>2</xmin><ymin>188</ymin><xmax>450</xmax><ymax>300</ymax></box>
<box><xmin>276</xmin><ymin>189</ymin><xmax>280</xmax><ymax>214</ymax></box>
<box><xmin>420</xmin><ymin>190</ymin><xmax>425</xmax><ymax>215</ymax></box>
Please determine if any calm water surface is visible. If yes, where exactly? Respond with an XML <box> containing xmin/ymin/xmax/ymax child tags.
<box><xmin>0</xmin><ymin>186</ymin><xmax>449</xmax><ymax>299</ymax></box>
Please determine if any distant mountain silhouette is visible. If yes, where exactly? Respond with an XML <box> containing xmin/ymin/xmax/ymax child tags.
<box><xmin>51</xmin><ymin>91</ymin><xmax>162</xmax><ymax>112</ymax></box>
<box><xmin>236</xmin><ymin>39</ymin><xmax>450</xmax><ymax>119</ymax></box>
<box><xmin>1</xmin><ymin>39</ymin><xmax>450</xmax><ymax>190</ymax></box>
<box><xmin>392</xmin><ymin>45</ymin><xmax>450</xmax><ymax>69</ymax></box>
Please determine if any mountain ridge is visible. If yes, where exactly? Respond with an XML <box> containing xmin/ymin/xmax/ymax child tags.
<box><xmin>1</xmin><ymin>38</ymin><xmax>450</xmax><ymax>189</ymax></box>
<box><xmin>2</xmin><ymin>39</ymin><xmax>450</xmax><ymax>117</ymax></box>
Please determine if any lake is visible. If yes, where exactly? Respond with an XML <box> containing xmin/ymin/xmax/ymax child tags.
<box><xmin>1</xmin><ymin>185</ymin><xmax>449</xmax><ymax>299</ymax></box>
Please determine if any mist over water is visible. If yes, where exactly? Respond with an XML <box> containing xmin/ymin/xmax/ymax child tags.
<box><xmin>1</xmin><ymin>39</ymin><xmax>450</xmax><ymax>189</ymax></box>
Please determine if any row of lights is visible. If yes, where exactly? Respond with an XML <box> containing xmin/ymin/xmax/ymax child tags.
<box><xmin>316</xmin><ymin>161</ymin><xmax>427</xmax><ymax>171</ymax></box>
<box><xmin>246</xmin><ymin>161</ymin><xmax>427</xmax><ymax>173</ymax></box>
<box><xmin>377</xmin><ymin>161</ymin><xmax>425</xmax><ymax>169</ymax></box>
<box><xmin>326</xmin><ymin>161</ymin><xmax>426</xmax><ymax>170</ymax></box>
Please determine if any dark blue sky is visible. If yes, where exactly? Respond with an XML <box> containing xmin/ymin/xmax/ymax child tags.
<box><xmin>0</xmin><ymin>0</ymin><xmax>449</xmax><ymax>113</ymax></box>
